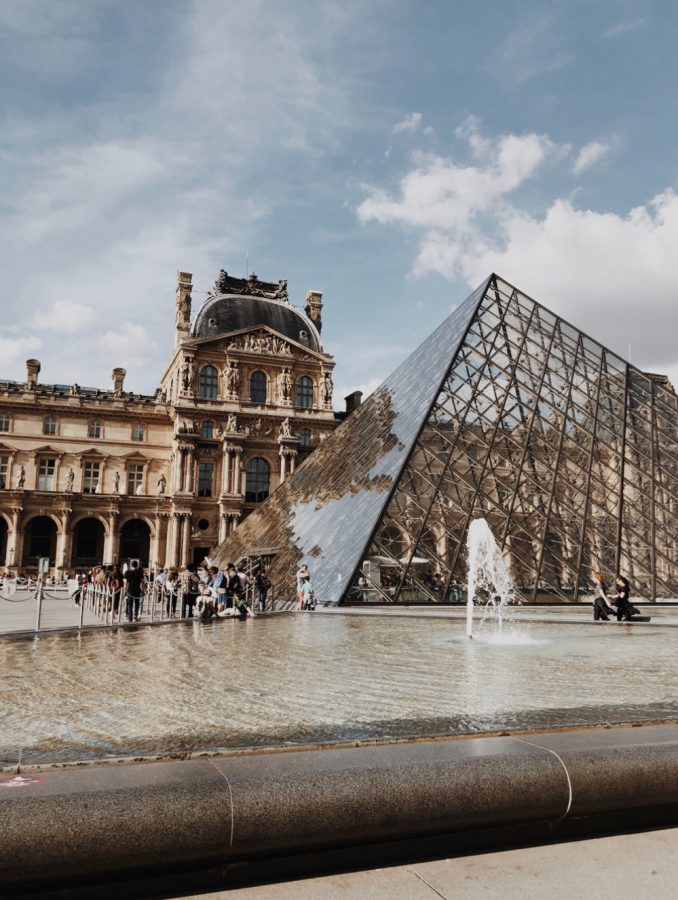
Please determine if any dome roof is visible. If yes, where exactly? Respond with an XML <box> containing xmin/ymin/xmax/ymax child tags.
<box><xmin>192</xmin><ymin>294</ymin><xmax>322</xmax><ymax>352</ymax></box>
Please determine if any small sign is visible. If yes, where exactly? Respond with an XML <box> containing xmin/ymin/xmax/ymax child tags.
<box><xmin>0</xmin><ymin>774</ymin><xmax>45</xmax><ymax>789</ymax></box>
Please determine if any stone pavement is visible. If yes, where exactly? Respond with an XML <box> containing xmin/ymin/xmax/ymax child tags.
<box><xmin>188</xmin><ymin>827</ymin><xmax>678</xmax><ymax>899</ymax></box>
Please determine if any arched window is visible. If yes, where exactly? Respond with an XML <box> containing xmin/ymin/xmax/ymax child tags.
<box><xmin>43</xmin><ymin>416</ymin><xmax>56</xmax><ymax>436</ymax></box>
<box><xmin>199</xmin><ymin>365</ymin><xmax>219</xmax><ymax>399</ymax></box>
<box><xmin>299</xmin><ymin>428</ymin><xmax>311</xmax><ymax>447</ymax></box>
<box><xmin>249</xmin><ymin>371</ymin><xmax>267</xmax><ymax>404</ymax></box>
<box><xmin>245</xmin><ymin>457</ymin><xmax>270</xmax><ymax>502</ymax></box>
<box><xmin>201</xmin><ymin>420</ymin><xmax>214</xmax><ymax>439</ymax></box>
<box><xmin>296</xmin><ymin>376</ymin><xmax>313</xmax><ymax>409</ymax></box>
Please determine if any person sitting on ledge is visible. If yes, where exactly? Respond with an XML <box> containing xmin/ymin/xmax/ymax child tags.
<box><xmin>592</xmin><ymin>572</ymin><xmax>615</xmax><ymax>621</ymax></box>
<box><xmin>610</xmin><ymin>574</ymin><xmax>638</xmax><ymax>622</ymax></box>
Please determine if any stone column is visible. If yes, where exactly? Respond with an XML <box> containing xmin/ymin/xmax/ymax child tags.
<box><xmin>170</xmin><ymin>514</ymin><xmax>182</xmax><ymax>568</ymax></box>
<box><xmin>55</xmin><ymin>509</ymin><xmax>71</xmax><ymax>575</ymax></box>
<box><xmin>164</xmin><ymin>515</ymin><xmax>176</xmax><ymax>569</ymax></box>
<box><xmin>151</xmin><ymin>513</ymin><xmax>165</xmax><ymax>569</ymax></box>
<box><xmin>221</xmin><ymin>449</ymin><xmax>232</xmax><ymax>495</ymax></box>
<box><xmin>180</xmin><ymin>514</ymin><xmax>191</xmax><ymax>567</ymax></box>
<box><xmin>227</xmin><ymin>512</ymin><xmax>240</xmax><ymax>535</ymax></box>
<box><xmin>232</xmin><ymin>449</ymin><xmax>242</xmax><ymax>496</ymax></box>
<box><xmin>186</xmin><ymin>449</ymin><xmax>195</xmax><ymax>494</ymax></box>
<box><xmin>174</xmin><ymin>449</ymin><xmax>186</xmax><ymax>493</ymax></box>
<box><xmin>218</xmin><ymin>511</ymin><xmax>228</xmax><ymax>544</ymax></box>
<box><xmin>103</xmin><ymin>511</ymin><xmax>119</xmax><ymax>565</ymax></box>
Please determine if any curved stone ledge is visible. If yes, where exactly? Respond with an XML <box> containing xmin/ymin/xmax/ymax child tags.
<box><xmin>1</xmin><ymin>725</ymin><xmax>678</xmax><ymax>891</ymax></box>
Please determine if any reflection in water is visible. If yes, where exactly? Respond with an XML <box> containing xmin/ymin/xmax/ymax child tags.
<box><xmin>2</xmin><ymin>615</ymin><xmax>677</xmax><ymax>766</ymax></box>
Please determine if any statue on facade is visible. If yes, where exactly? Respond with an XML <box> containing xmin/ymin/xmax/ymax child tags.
<box><xmin>275</xmin><ymin>279</ymin><xmax>289</xmax><ymax>302</ymax></box>
<box><xmin>157</xmin><ymin>473</ymin><xmax>167</xmax><ymax>495</ymax></box>
<box><xmin>65</xmin><ymin>468</ymin><xmax>75</xmax><ymax>492</ymax></box>
<box><xmin>225</xmin><ymin>361</ymin><xmax>240</xmax><ymax>397</ymax></box>
<box><xmin>16</xmin><ymin>466</ymin><xmax>26</xmax><ymax>489</ymax></box>
<box><xmin>113</xmin><ymin>471</ymin><xmax>120</xmax><ymax>494</ymax></box>
<box><xmin>279</xmin><ymin>367</ymin><xmax>292</xmax><ymax>402</ymax></box>
<box><xmin>280</xmin><ymin>417</ymin><xmax>292</xmax><ymax>438</ymax></box>
<box><xmin>181</xmin><ymin>357</ymin><xmax>194</xmax><ymax>392</ymax></box>
<box><xmin>322</xmin><ymin>372</ymin><xmax>333</xmax><ymax>406</ymax></box>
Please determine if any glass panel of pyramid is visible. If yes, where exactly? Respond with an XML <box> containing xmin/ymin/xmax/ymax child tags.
<box><xmin>214</xmin><ymin>274</ymin><xmax>678</xmax><ymax>606</ymax></box>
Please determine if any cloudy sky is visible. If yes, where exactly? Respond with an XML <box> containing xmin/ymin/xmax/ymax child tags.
<box><xmin>2</xmin><ymin>0</ymin><xmax>678</xmax><ymax>399</ymax></box>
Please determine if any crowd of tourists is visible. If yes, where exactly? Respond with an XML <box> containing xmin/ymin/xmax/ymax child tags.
<box><xmin>72</xmin><ymin>561</ymin><xmax>273</xmax><ymax>623</ymax></box>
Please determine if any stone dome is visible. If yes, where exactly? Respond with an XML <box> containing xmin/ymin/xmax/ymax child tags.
<box><xmin>192</xmin><ymin>294</ymin><xmax>322</xmax><ymax>352</ymax></box>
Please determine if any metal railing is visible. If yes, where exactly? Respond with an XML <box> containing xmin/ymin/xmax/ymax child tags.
<box><xmin>0</xmin><ymin>572</ymin><xmax>281</xmax><ymax>637</ymax></box>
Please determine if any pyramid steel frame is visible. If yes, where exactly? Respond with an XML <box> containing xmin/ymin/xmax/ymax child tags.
<box><xmin>214</xmin><ymin>275</ymin><xmax>678</xmax><ymax>605</ymax></box>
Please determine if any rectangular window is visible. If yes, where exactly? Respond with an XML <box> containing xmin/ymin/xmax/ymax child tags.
<box><xmin>43</xmin><ymin>418</ymin><xmax>56</xmax><ymax>435</ymax></box>
<box><xmin>131</xmin><ymin>424</ymin><xmax>145</xmax><ymax>442</ymax></box>
<box><xmin>82</xmin><ymin>461</ymin><xmax>100</xmax><ymax>493</ymax></box>
<box><xmin>198</xmin><ymin>462</ymin><xmax>214</xmax><ymax>497</ymax></box>
<box><xmin>0</xmin><ymin>415</ymin><xmax>11</xmax><ymax>433</ymax></box>
<box><xmin>0</xmin><ymin>456</ymin><xmax>7</xmax><ymax>489</ymax></box>
<box><xmin>37</xmin><ymin>458</ymin><xmax>56</xmax><ymax>491</ymax></box>
<box><xmin>127</xmin><ymin>464</ymin><xmax>144</xmax><ymax>495</ymax></box>
<box><xmin>88</xmin><ymin>421</ymin><xmax>101</xmax><ymax>438</ymax></box>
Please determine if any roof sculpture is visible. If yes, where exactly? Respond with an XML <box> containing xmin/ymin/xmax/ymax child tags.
<box><xmin>213</xmin><ymin>274</ymin><xmax>678</xmax><ymax>604</ymax></box>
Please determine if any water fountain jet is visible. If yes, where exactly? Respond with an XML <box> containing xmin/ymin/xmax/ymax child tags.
<box><xmin>466</xmin><ymin>518</ymin><xmax>514</xmax><ymax>639</ymax></box>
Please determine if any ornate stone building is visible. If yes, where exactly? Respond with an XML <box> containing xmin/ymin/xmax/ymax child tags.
<box><xmin>0</xmin><ymin>270</ymin><xmax>339</xmax><ymax>575</ymax></box>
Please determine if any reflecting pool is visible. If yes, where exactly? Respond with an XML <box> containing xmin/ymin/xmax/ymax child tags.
<box><xmin>2</xmin><ymin>614</ymin><xmax>677</xmax><ymax>767</ymax></box>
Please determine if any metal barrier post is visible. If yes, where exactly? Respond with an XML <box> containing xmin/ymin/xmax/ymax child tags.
<box><xmin>34</xmin><ymin>577</ymin><xmax>44</xmax><ymax>632</ymax></box>
<box><xmin>149</xmin><ymin>583</ymin><xmax>155</xmax><ymax>623</ymax></box>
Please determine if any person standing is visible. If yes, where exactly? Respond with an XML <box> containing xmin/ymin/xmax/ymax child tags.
<box><xmin>255</xmin><ymin>569</ymin><xmax>271</xmax><ymax>613</ymax></box>
<box><xmin>123</xmin><ymin>561</ymin><xmax>144</xmax><ymax>623</ymax></box>
<box><xmin>179</xmin><ymin>564</ymin><xmax>199</xmax><ymax>618</ymax></box>
<box><xmin>591</xmin><ymin>572</ymin><xmax>615</xmax><ymax>621</ymax></box>
<box><xmin>296</xmin><ymin>564</ymin><xmax>309</xmax><ymax>611</ymax></box>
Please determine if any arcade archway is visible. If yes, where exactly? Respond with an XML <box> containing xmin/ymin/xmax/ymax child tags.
<box><xmin>72</xmin><ymin>517</ymin><xmax>105</xmax><ymax>569</ymax></box>
<box><xmin>22</xmin><ymin>516</ymin><xmax>57</xmax><ymax>570</ymax></box>
<box><xmin>119</xmin><ymin>519</ymin><xmax>151</xmax><ymax>566</ymax></box>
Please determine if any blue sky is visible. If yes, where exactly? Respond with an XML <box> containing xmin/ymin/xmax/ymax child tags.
<box><xmin>2</xmin><ymin>0</ymin><xmax>678</xmax><ymax>400</ymax></box>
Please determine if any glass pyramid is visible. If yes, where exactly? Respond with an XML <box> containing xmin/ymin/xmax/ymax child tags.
<box><xmin>214</xmin><ymin>275</ymin><xmax>678</xmax><ymax>605</ymax></box>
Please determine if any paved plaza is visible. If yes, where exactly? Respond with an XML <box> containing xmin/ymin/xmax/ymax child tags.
<box><xmin>187</xmin><ymin>827</ymin><xmax>678</xmax><ymax>899</ymax></box>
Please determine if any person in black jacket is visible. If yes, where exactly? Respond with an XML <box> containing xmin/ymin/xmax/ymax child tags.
<box><xmin>611</xmin><ymin>574</ymin><xmax>636</xmax><ymax>622</ymax></box>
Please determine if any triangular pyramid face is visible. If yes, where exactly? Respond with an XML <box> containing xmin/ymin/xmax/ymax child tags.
<box><xmin>212</xmin><ymin>277</ymin><xmax>490</xmax><ymax>604</ymax></box>
<box><xmin>215</xmin><ymin>274</ymin><xmax>678</xmax><ymax>604</ymax></box>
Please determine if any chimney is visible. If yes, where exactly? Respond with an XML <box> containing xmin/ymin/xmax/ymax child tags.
<box><xmin>175</xmin><ymin>271</ymin><xmax>193</xmax><ymax>346</ymax></box>
<box><xmin>305</xmin><ymin>290</ymin><xmax>323</xmax><ymax>333</ymax></box>
<box><xmin>112</xmin><ymin>368</ymin><xmax>126</xmax><ymax>396</ymax></box>
<box><xmin>26</xmin><ymin>359</ymin><xmax>41</xmax><ymax>388</ymax></box>
<box><xmin>345</xmin><ymin>390</ymin><xmax>363</xmax><ymax>416</ymax></box>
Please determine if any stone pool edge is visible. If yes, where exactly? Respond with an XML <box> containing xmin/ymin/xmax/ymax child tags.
<box><xmin>2</xmin><ymin>723</ymin><xmax>678</xmax><ymax>893</ymax></box>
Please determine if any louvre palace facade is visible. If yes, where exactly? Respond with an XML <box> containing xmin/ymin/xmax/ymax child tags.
<box><xmin>215</xmin><ymin>275</ymin><xmax>678</xmax><ymax>605</ymax></box>
<box><xmin>0</xmin><ymin>270</ymin><xmax>341</xmax><ymax>575</ymax></box>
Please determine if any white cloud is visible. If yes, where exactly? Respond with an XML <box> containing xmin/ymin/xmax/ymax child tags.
<box><xmin>356</xmin><ymin>122</ymin><xmax>678</xmax><ymax>379</ymax></box>
<box><xmin>358</xmin><ymin>121</ymin><xmax>555</xmax><ymax>240</ymax></box>
<box><xmin>602</xmin><ymin>17</ymin><xmax>646</xmax><ymax>39</ymax></box>
<box><xmin>573</xmin><ymin>141</ymin><xmax>609</xmax><ymax>175</ymax></box>
<box><xmin>393</xmin><ymin>113</ymin><xmax>422</xmax><ymax>135</ymax></box>
<box><xmin>98</xmin><ymin>322</ymin><xmax>159</xmax><ymax>368</ymax></box>
<box><xmin>29</xmin><ymin>300</ymin><xmax>96</xmax><ymax>333</ymax></box>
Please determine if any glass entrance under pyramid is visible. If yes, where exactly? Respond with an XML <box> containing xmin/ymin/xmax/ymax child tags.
<box><xmin>213</xmin><ymin>274</ymin><xmax>678</xmax><ymax>605</ymax></box>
